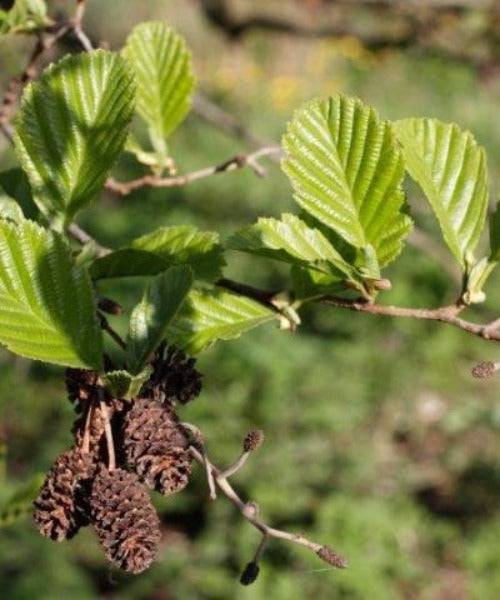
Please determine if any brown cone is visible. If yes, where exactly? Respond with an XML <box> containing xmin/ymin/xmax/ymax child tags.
<box><xmin>90</xmin><ymin>467</ymin><xmax>161</xmax><ymax>574</ymax></box>
<box><xmin>145</xmin><ymin>343</ymin><xmax>202</xmax><ymax>406</ymax></box>
<box><xmin>123</xmin><ymin>397</ymin><xmax>192</xmax><ymax>495</ymax></box>
<box><xmin>33</xmin><ymin>448</ymin><xmax>92</xmax><ymax>541</ymax></box>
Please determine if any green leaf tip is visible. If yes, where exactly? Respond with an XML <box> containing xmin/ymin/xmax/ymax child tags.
<box><xmin>14</xmin><ymin>49</ymin><xmax>136</xmax><ymax>223</ymax></box>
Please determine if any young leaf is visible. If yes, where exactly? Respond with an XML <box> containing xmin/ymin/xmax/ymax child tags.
<box><xmin>167</xmin><ymin>287</ymin><xmax>276</xmax><ymax>354</ymax></box>
<box><xmin>124</xmin><ymin>21</ymin><xmax>194</xmax><ymax>142</ymax></box>
<box><xmin>90</xmin><ymin>225</ymin><xmax>225</xmax><ymax>281</ymax></box>
<box><xmin>14</xmin><ymin>50</ymin><xmax>135</xmax><ymax>223</ymax></box>
<box><xmin>228</xmin><ymin>213</ymin><xmax>356</xmax><ymax>280</ymax></box>
<box><xmin>0</xmin><ymin>219</ymin><xmax>103</xmax><ymax>368</ymax></box>
<box><xmin>394</xmin><ymin>118</ymin><xmax>489</xmax><ymax>268</ymax></box>
<box><xmin>102</xmin><ymin>367</ymin><xmax>152</xmax><ymax>400</ymax></box>
<box><xmin>282</xmin><ymin>95</ymin><xmax>411</xmax><ymax>268</ymax></box>
<box><xmin>127</xmin><ymin>265</ymin><xmax>193</xmax><ymax>373</ymax></box>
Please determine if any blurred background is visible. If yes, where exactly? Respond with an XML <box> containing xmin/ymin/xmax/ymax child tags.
<box><xmin>0</xmin><ymin>1</ymin><xmax>499</xmax><ymax>598</ymax></box>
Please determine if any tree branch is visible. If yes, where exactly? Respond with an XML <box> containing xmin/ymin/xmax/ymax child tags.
<box><xmin>189</xmin><ymin>444</ymin><xmax>347</xmax><ymax>572</ymax></box>
<box><xmin>105</xmin><ymin>146</ymin><xmax>282</xmax><ymax>195</ymax></box>
<box><xmin>321</xmin><ymin>296</ymin><xmax>500</xmax><ymax>341</ymax></box>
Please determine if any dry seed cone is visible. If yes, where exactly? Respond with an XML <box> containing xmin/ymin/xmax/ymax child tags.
<box><xmin>145</xmin><ymin>344</ymin><xmax>202</xmax><ymax>406</ymax></box>
<box><xmin>123</xmin><ymin>397</ymin><xmax>192</xmax><ymax>495</ymax></box>
<box><xmin>33</xmin><ymin>448</ymin><xmax>92</xmax><ymax>541</ymax></box>
<box><xmin>90</xmin><ymin>467</ymin><xmax>161</xmax><ymax>574</ymax></box>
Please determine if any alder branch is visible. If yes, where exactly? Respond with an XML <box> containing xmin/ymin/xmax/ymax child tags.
<box><xmin>0</xmin><ymin>0</ymin><xmax>92</xmax><ymax>141</ymax></box>
<box><xmin>215</xmin><ymin>277</ymin><xmax>500</xmax><ymax>343</ymax></box>
<box><xmin>105</xmin><ymin>146</ymin><xmax>282</xmax><ymax>195</ymax></box>
<box><xmin>320</xmin><ymin>296</ymin><xmax>500</xmax><ymax>341</ymax></box>
<box><xmin>189</xmin><ymin>443</ymin><xmax>347</xmax><ymax>575</ymax></box>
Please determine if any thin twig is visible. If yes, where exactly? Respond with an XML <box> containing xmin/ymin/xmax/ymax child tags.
<box><xmin>105</xmin><ymin>146</ymin><xmax>282</xmax><ymax>195</ymax></box>
<box><xmin>67</xmin><ymin>223</ymin><xmax>110</xmax><ymax>257</ymax></box>
<box><xmin>189</xmin><ymin>445</ymin><xmax>345</xmax><ymax>562</ymax></box>
<box><xmin>0</xmin><ymin>25</ymin><xmax>70</xmax><ymax>138</ymax></box>
<box><xmin>72</xmin><ymin>0</ymin><xmax>93</xmax><ymax>52</ymax></box>
<box><xmin>81</xmin><ymin>402</ymin><xmax>93</xmax><ymax>455</ymax></box>
<box><xmin>220</xmin><ymin>450</ymin><xmax>250</xmax><ymax>479</ymax></box>
<box><xmin>99</xmin><ymin>314</ymin><xmax>127</xmax><ymax>351</ymax></box>
<box><xmin>321</xmin><ymin>296</ymin><xmax>500</xmax><ymax>342</ymax></box>
<box><xmin>99</xmin><ymin>392</ymin><xmax>116</xmax><ymax>471</ymax></box>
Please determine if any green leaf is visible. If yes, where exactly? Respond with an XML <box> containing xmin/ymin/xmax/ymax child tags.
<box><xmin>282</xmin><ymin>95</ymin><xmax>412</xmax><ymax>269</ymax></box>
<box><xmin>14</xmin><ymin>50</ymin><xmax>135</xmax><ymax>223</ymax></box>
<box><xmin>127</xmin><ymin>265</ymin><xmax>193</xmax><ymax>373</ymax></box>
<box><xmin>0</xmin><ymin>0</ymin><xmax>48</xmax><ymax>35</ymax></box>
<box><xmin>490</xmin><ymin>203</ymin><xmax>500</xmax><ymax>262</ymax></box>
<box><xmin>123</xmin><ymin>21</ymin><xmax>194</xmax><ymax>142</ymax></box>
<box><xmin>228</xmin><ymin>213</ymin><xmax>356</xmax><ymax>280</ymax></box>
<box><xmin>462</xmin><ymin>257</ymin><xmax>496</xmax><ymax>305</ymax></box>
<box><xmin>167</xmin><ymin>287</ymin><xmax>276</xmax><ymax>354</ymax></box>
<box><xmin>394</xmin><ymin>118</ymin><xmax>489</xmax><ymax>268</ymax></box>
<box><xmin>102</xmin><ymin>366</ymin><xmax>152</xmax><ymax>400</ymax></box>
<box><xmin>0</xmin><ymin>219</ymin><xmax>103</xmax><ymax>368</ymax></box>
<box><xmin>90</xmin><ymin>225</ymin><xmax>225</xmax><ymax>281</ymax></box>
<box><xmin>90</xmin><ymin>249</ymin><xmax>167</xmax><ymax>280</ymax></box>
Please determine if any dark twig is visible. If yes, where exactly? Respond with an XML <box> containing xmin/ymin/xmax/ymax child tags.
<box><xmin>99</xmin><ymin>313</ymin><xmax>127</xmax><ymax>351</ymax></box>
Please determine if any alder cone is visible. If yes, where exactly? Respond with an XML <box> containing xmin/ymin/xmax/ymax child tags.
<box><xmin>33</xmin><ymin>448</ymin><xmax>92</xmax><ymax>541</ymax></box>
<box><xmin>123</xmin><ymin>397</ymin><xmax>192</xmax><ymax>495</ymax></box>
<box><xmin>146</xmin><ymin>344</ymin><xmax>202</xmax><ymax>406</ymax></box>
<box><xmin>90</xmin><ymin>467</ymin><xmax>161</xmax><ymax>574</ymax></box>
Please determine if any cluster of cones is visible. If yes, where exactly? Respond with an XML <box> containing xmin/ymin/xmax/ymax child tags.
<box><xmin>33</xmin><ymin>344</ymin><xmax>202</xmax><ymax>574</ymax></box>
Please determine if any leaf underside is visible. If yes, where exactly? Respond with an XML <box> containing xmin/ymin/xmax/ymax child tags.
<box><xmin>394</xmin><ymin>118</ymin><xmax>489</xmax><ymax>267</ymax></box>
<box><xmin>0</xmin><ymin>219</ymin><xmax>103</xmax><ymax>368</ymax></box>
<box><xmin>14</xmin><ymin>50</ymin><xmax>135</xmax><ymax>222</ymax></box>
<box><xmin>282</xmin><ymin>94</ymin><xmax>412</xmax><ymax>269</ymax></box>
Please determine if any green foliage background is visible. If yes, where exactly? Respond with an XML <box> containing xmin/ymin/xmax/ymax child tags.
<box><xmin>0</xmin><ymin>1</ymin><xmax>499</xmax><ymax>598</ymax></box>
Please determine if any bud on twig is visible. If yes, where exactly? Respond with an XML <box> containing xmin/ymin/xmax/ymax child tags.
<box><xmin>243</xmin><ymin>429</ymin><xmax>264</xmax><ymax>453</ymax></box>
<box><xmin>471</xmin><ymin>360</ymin><xmax>498</xmax><ymax>379</ymax></box>
<box><xmin>242</xmin><ymin>501</ymin><xmax>260</xmax><ymax>519</ymax></box>
<box><xmin>98</xmin><ymin>297</ymin><xmax>122</xmax><ymax>315</ymax></box>
<box><xmin>316</xmin><ymin>545</ymin><xmax>348</xmax><ymax>569</ymax></box>
<box><xmin>240</xmin><ymin>561</ymin><xmax>260</xmax><ymax>585</ymax></box>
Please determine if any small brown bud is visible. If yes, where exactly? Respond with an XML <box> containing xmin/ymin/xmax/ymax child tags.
<box><xmin>317</xmin><ymin>545</ymin><xmax>348</xmax><ymax>569</ymax></box>
<box><xmin>243</xmin><ymin>429</ymin><xmax>264</xmax><ymax>453</ymax></box>
<box><xmin>240</xmin><ymin>561</ymin><xmax>260</xmax><ymax>585</ymax></box>
<box><xmin>98</xmin><ymin>298</ymin><xmax>122</xmax><ymax>316</ymax></box>
<box><xmin>471</xmin><ymin>360</ymin><xmax>497</xmax><ymax>380</ymax></box>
